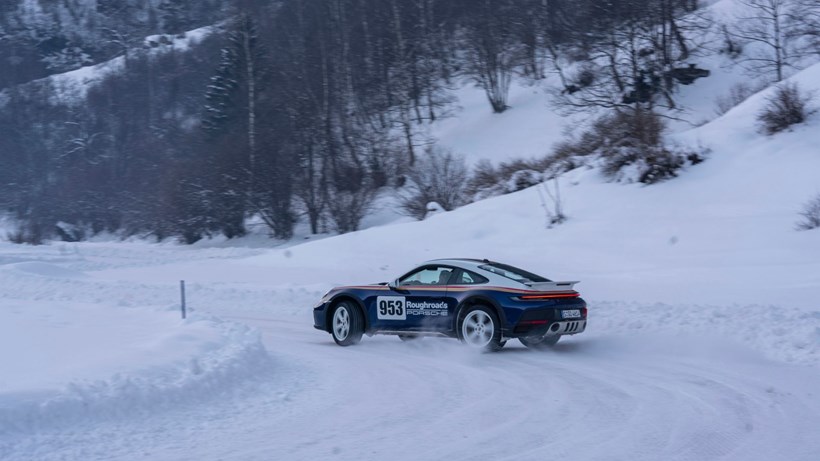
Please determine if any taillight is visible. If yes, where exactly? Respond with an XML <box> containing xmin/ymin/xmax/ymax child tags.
<box><xmin>581</xmin><ymin>307</ymin><xmax>588</xmax><ymax>317</ymax></box>
<box><xmin>518</xmin><ymin>319</ymin><xmax>549</xmax><ymax>326</ymax></box>
<box><xmin>518</xmin><ymin>292</ymin><xmax>579</xmax><ymax>300</ymax></box>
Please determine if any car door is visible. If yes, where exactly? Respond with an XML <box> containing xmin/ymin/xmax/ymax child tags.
<box><xmin>371</xmin><ymin>265</ymin><xmax>456</xmax><ymax>332</ymax></box>
<box><xmin>441</xmin><ymin>268</ymin><xmax>491</xmax><ymax>331</ymax></box>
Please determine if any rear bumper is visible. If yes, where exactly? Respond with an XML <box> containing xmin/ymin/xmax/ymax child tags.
<box><xmin>513</xmin><ymin>319</ymin><xmax>587</xmax><ymax>337</ymax></box>
<box><xmin>511</xmin><ymin>303</ymin><xmax>588</xmax><ymax>337</ymax></box>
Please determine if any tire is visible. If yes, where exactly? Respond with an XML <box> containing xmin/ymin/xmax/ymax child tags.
<box><xmin>519</xmin><ymin>334</ymin><xmax>560</xmax><ymax>350</ymax></box>
<box><xmin>458</xmin><ymin>305</ymin><xmax>503</xmax><ymax>352</ymax></box>
<box><xmin>331</xmin><ymin>301</ymin><xmax>364</xmax><ymax>346</ymax></box>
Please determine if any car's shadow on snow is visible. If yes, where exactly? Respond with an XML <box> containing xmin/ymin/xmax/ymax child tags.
<box><xmin>310</xmin><ymin>334</ymin><xmax>738</xmax><ymax>369</ymax></box>
<box><xmin>308</xmin><ymin>335</ymin><xmax>630</xmax><ymax>359</ymax></box>
<box><xmin>497</xmin><ymin>336</ymin><xmax>645</xmax><ymax>357</ymax></box>
<box><xmin>494</xmin><ymin>340</ymin><xmax>590</xmax><ymax>354</ymax></box>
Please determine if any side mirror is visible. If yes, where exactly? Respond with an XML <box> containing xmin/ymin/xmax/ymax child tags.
<box><xmin>388</xmin><ymin>279</ymin><xmax>399</xmax><ymax>290</ymax></box>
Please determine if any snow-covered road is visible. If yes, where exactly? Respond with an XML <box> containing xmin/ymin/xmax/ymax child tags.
<box><xmin>236</xmin><ymin>318</ymin><xmax>820</xmax><ymax>461</ymax></box>
<box><xmin>6</xmin><ymin>305</ymin><xmax>819</xmax><ymax>461</ymax></box>
<box><xmin>1</xmin><ymin>240</ymin><xmax>819</xmax><ymax>460</ymax></box>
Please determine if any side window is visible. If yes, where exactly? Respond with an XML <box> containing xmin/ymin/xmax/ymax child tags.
<box><xmin>478</xmin><ymin>263</ymin><xmax>549</xmax><ymax>283</ymax></box>
<box><xmin>399</xmin><ymin>266</ymin><xmax>454</xmax><ymax>286</ymax></box>
<box><xmin>454</xmin><ymin>269</ymin><xmax>489</xmax><ymax>285</ymax></box>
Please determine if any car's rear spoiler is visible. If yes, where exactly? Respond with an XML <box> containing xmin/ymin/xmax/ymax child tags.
<box><xmin>525</xmin><ymin>281</ymin><xmax>579</xmax><ymax>292</ymax></box>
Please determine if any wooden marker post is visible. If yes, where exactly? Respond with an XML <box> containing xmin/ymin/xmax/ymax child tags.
<box><xmin>180</xmin><ymin>280</ymin><xmax>187</xmax><ymax>319</ymax></box>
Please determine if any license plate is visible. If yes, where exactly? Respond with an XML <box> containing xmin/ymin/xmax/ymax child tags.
<box><xmin>561</xmin><ymin>309</ymin><xmax>581</xmax><ymax>319</ymax></box>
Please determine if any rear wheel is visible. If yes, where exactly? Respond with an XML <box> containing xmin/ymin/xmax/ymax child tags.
<box><xmin>331</xmin><ymin>301</ymin><xmax>363</xmax><ymax>346</ymax></box>
<box><xmin>458</xmin><ymin>305</ymin><xmax>503</xmax><ymax>352</ymax></box>
<box><xmin>519</xmin><ymin>334</ymin><xmax>560</xmax><ymax>350</ymax></box>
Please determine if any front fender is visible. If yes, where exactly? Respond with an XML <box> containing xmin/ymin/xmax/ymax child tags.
<box><xmin>326</xmin><ymin>293</ymin><xmax>370</xmax><ymax>333</ymax></box>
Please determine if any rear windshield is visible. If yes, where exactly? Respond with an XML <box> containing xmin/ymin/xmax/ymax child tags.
<box><xmin>478</xmin><ymin>263</ymin><xmax>550</xmax><ymax>284</ymax></box>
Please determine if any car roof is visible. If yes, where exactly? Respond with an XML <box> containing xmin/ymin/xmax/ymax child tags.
<box><xmin>420</xmin><ymin>258</ymin><xmax>502</xmax><ymax>273</ymax></box>
<box><xmin>421</xmin><ymin>258</ymin><xmax>492</xmax><ymax>270</ymax></box>
<box><xmin>419</xmin><ymin>258</ymin><xmax>524</xmax><ymax>288</ymax></box>
<box><xmin>408</xmin><ymin>259</ymin><xmax>569</xmax><ymax>291</ymax></box>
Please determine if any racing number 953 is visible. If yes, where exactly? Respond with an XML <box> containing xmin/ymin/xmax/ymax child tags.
<box><xmin>376</xmin><ymin>296</ymin><xmax>407</xmax><ymax>320</ymax></box>
<box><xmin>380</xmin><ymin>299</ymin><xmax>403</xmax><ymax>316</ymax></box>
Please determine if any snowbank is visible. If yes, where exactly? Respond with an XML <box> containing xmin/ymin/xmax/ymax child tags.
<box><xmin>590</xmin><ymin>300</ymin><xmax>820</xmax><ymax>367</ymax></box>
<box><xmin>0</xmin><ymin>303</ymin><xmax>270</xmax><ymax>436</ymax></box>
<box><xmin>0</xmin><ymin>241</ymin><xmax>273</xmax><ymax>438</ymax></box>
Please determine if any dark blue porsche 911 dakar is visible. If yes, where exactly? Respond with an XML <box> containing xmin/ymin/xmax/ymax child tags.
<box><xmin>313</xmin><ymin>259</ymin><xmax>587</xmax><ymax>351</ymax></box>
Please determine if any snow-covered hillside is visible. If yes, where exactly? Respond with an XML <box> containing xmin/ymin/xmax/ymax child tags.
<box><xmin>29</xmin><ymin>26</ymin><xmax>216</xmax><ymax>104</ymax></box>
<box><xmin>2</xmin><ymin>0</ymin><xmax>820</xmax><ymax>458</ymax></box>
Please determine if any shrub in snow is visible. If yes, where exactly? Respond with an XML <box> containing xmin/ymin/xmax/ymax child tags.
<box><xmin>757</xmin><ymin>82</ymin><xmax>815</xmax><ymax>135</ymax></box>
<box><xmin>561</xmin><ymin>63</ymin><xmax>596</xmax><ymax>95</ymax></box>
<box><xmin>796</xmin><ymin>194</ymin><xmax>820</xmax><ymax>231</ymax></box>
<box><xmin>507</xmin><ymin>169</ymin><xmax>543</xmax><ymax>192</ymax></box>
<box><xmin>553</xmin><ymin>108</ymin><xmax>706</xmax><ymax>184</ymax></box>
<box><xmin>6</xmin><ymin>221</ymin><xmax>45</xmax><ymax>245</ymax></box>
<box><xmin>325</xmin><ymin>165</ymin><xmax>377</xmax><ymax>233</ymax></box>
<box><xmin>465</xmin><ymin>158</ymin><xmax>553</xmax><ymax>201</ymax></box>
<box><xmin>398</xmin><ymin>147</ymin><xmax>468</xmax><ymax>220</ymax></box>
<box><xmin>465</xmin><ymin>160</ymin><xmax>503</xmax><ymax>200</ymax></box>
<box><xmin>425</xmin><ymin>201</ymin><xmax>445</xmax><ymax>217</ymax></box>
<box><xmin>55</xmin><ymin>221</ymin><xmax>87</xmax><ymax>242</ymax></box>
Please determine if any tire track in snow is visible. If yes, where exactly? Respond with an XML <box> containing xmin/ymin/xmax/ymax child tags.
<box><xmin>3</xmin><ymin>314</ymin><xmax>819</xmax><ymax>461</ymax></box>
<box><xmin>1</xmin><ymin>240</ymin><xmax>818</xmax><ymax>460</ymax></box>
<box><xmin>157</xmin><ymin>318</ymin><xmax>820</xmax><ymax>461</ymax></box>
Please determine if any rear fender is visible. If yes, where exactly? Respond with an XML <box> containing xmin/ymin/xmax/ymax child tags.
<box><xmin>453</xmin><ymin>295</ymin><xmax>507</xmax><ymax>335</ymax></box>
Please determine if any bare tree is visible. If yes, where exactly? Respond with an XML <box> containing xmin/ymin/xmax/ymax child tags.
<box><xmin>463</xmin><ymin>0</ymin><xmax>521</xmax><ymax>113</ymax></box>
<box><xmin>536</xmin><ymin>172</ymin><xmax>566</xmax><ymax>228</ymax></box>
<box><xmin>552</xmin><ymin>0</ymin><xmax>710</xmax><ymax>113</ymax></box>
<box><xmin>727</xmin><ymin>0</ymin><xmax>799</xmax><ymax>82</ymax></box>
<box><xmin>790</xmin><ymin>0</ymin><xmax>820</xmax><ymax>57</ymax></box>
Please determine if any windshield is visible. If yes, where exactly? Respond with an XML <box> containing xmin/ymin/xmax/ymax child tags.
<box><xmin>478</xmin><ymin>263</ymin><xmax>550</xmax><ymax>284</ymax></box>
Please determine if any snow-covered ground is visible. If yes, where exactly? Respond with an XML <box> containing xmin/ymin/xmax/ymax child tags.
<box><xmin>1</xmin><ymin>239</ymin><xmax>818</xmax><ymax>460</ymax></box>
<box><xmin>0</xmin><ymin>249</ymin><xmax>272</xmax><ymax>442</ymax></box>
<box><xmin>3</xmin><ymin>0</ymin><xmax>820</xmax><ymax>458</ymax></box>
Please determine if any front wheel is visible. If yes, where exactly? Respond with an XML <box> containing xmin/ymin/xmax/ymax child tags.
<box><xmin>458</xmin><ymin>305</ymin><xmax>503</xmax><ymax>352</ymax></box>
<box><xmin>331</xmin><ymin>301</ymin><xmax>364</xmax><ymax>346</ymax></box>
<box><xmin>519</xmin><ymin>334</ymin><xmax>560</xmax><ymax>350</ymax></box>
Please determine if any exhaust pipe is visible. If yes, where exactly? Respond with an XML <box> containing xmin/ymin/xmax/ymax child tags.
<box><xmin>544</xmin><ymin>320</ymin><xmax>587</xmax><ymax>336</ymax></box>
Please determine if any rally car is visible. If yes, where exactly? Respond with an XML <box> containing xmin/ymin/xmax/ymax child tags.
<box><xmin>312</xmin><ymin>259</ymin><xmax>587</xmax><ymax>351</ymax></box>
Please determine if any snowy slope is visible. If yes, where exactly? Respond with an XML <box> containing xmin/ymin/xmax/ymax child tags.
<box><xmin>431</xmin><ymin>82</ymin><xmax>587</xmax><ymax>165</ymax></box>
<box><xmin>10</xmin><ymin>25</ymin><xmax>216</xmax><ymax>105</ymax></box>
<box><xmin>228</xmin><ymin>66</ymin><xmax>820</xmax><ymax>311</ymax></box>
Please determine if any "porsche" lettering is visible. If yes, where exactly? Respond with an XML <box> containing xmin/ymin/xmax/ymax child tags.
<box><xmin>406</xmin><ymin>309</ymin><xmax>447</xmax><ymax>316</ymax></box>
